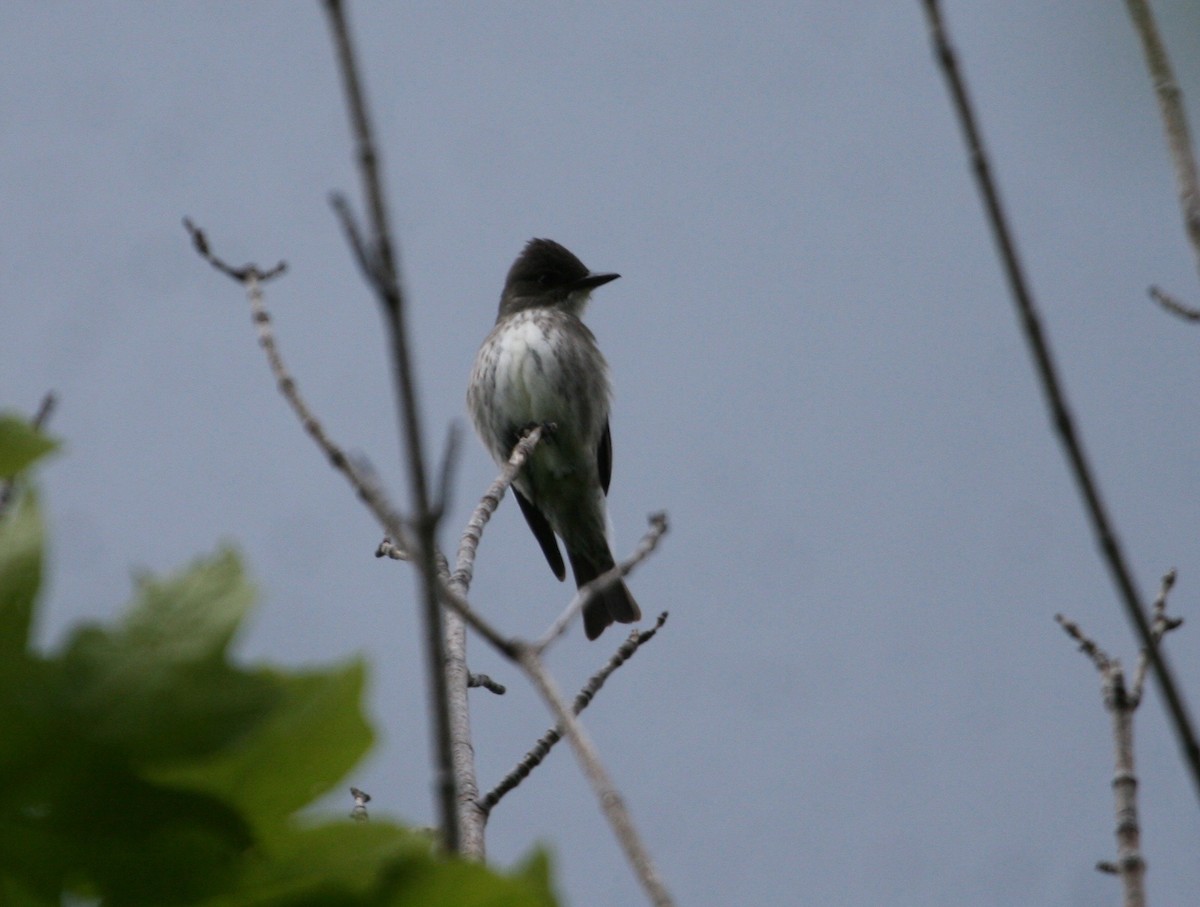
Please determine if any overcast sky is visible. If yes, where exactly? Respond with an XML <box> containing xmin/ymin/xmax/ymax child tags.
<box><xmin>4</xmin><ymin>3</ymin><xmax>1200</xmax><ymax>905</ymax></box>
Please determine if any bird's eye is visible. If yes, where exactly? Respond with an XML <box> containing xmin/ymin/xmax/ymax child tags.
<box><xmin>535</xmin><ymin>272</ymin><xmax>550</xmax><ymax>285</ymax></box>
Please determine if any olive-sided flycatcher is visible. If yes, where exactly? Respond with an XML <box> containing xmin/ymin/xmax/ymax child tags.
<box><xmin>467</xmin><ymin>238</ymin><xmax>641</xmax><ymax>640</ymax></box>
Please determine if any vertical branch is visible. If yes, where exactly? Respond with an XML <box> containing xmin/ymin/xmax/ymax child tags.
<box><xmin>1057</xmin><ymin>613</ymin><xmax>1152</xmax><ymax>907</ymax></box>
<box><xmin>1124</xmin><ymin>0</ymin><xmax>1200</xmax><ymax>302</ymax></box>
<box><xmin>1104</xmin><ymin>670</ymin><xmax>1146</xmax><ymax>907</ymax></box>
<box><xmin>442</xmin><ymin>608</ymin><xmax>482</xmax><ymax>856</ymax></box>
<box><xmin>920</xmin><ymin>0</ymin><xmax>1200</xmax><ymax>804</ymax></box>
<box><xmin>444</xmin><ymin>425</ymin><xmax>546</xmax><ymax>857</ymax></box>
<box><xmin>322</xmin><ymin>0</ymin><xmax>460</xmax><ymax>852</ymax></box>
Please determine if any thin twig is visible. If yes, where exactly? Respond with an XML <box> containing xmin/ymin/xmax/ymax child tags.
<box><xmin>28</xmin><ymin>393</ymin><xmax>55</xmax><ymax>432</ymax></box>
<box><xmin>449</xmin><ymin>425</ymin><xmax>545</xmax><ymax>592</ymax></box>
<box><xmin>1130</xmin><ymin>569</ymin><xmax>1183</xmax><ymax>706</ymax></box>
<box><xmin>468</xmin><ymin>673</ymin><xmax>506</xmax><ymax>695</ymax></box>
<box><xmin>480</xmin><ymin>614</ymin><xmax>669</xmax><ymax>814</ymax></box>
<box><xmin>375</xmin><ymin>538</ymin><xmax>407</xmax><ymax>560</ymax></box>
<box><xmin>1055</xmin><ymin>613</ymin><xmax>1112</xmax><ymax>673</ymax></box>
<box><xmin>1124</xmin><ymin>0</ymin><xmax>1200</xmax><ymax>316</ymax></box>
<box><xmin>432</xmin><ymin>423</ymin><xmax>461</xmax><ymax>521</ymax></box>
<box><xmin>184</xmin><ymin>220</ymin><xmax>415</xmax><ymax>560</ymax></box>
<box><xmin>1149</xmin><ymin>285</ymin><xmax>1200</xmax><ymax>320</ymax></box>
<box><xmin>184</xmin><ymin>218</ymin><xmax>287</xmax><ymax>283</ymax></box>
<box><xmin>515</xmin><ymin>643</ymin><xmax>675</xmax><ymax>907</ymax></box>
<box><xmin>322</xmin><ymin>0</ymin><xmax>459</xmax><ymax>853</ymax></box>
<box><xmin>535</xmin><ymin>512</ymin><xmax>669</xmax><ymax>651</ymax></box>
<box><xmin>329</xmin><ymin>193</ymin><xmax>376</xmax><ymax>283</ymax></box>
<box><xmin>921</xmin><ymin>0</ymin><xmax>1200</xmax><ymax>804</ymax></box>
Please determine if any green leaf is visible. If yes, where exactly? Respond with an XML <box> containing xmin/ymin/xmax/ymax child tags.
<box><xmin>56</xmin><ymin>549</ymin><xmax>278</xmax><ymax>764</ymax></box>
<box><xmin>0</xmin><ymin>533</ymin><xmax>564</xmax><ymax>906</ymax></box>
<box><xmin>0</xmin><ymin>416</ymin><xmax>58</xmax><ymax>479</ymax></box>
<box><xmin>113</xmin><ymin>546</ymin><xmax>255</xmax><ymax>660</ymax></box>
<box><xmin>0</xmin><ymin>490</ymin><xmax>42</xmax><ymax>654</ymax></box>
<box><xmin>198</xmin><ymin>823</ymin><xmax>557</xmax><ymax>907</ymax></box>
<box><xmin>48</xmin><ymin>766</ymin><xmax>253</xmax><ymax>905</ymax></box>
<box><xmin>372</xmin><ymin>844</ymin><xmax>558</xmax><ymax>907</ymax></box>
<box><xmin>153</xmin><ymin>661</ymin><xmax>374</xmax><ymax>828</ymax></box>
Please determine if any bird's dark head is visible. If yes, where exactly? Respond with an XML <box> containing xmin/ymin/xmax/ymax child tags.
<box><xmin>498</xmin><ymin>238</ymin><xmax>619</xmax><ymax>319</ymax></box>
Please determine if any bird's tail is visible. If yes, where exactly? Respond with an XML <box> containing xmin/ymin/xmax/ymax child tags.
<box><xmin>566</xmin><ymin>545</ymin><xmax>642</xmax><ymax>640</ymax></box>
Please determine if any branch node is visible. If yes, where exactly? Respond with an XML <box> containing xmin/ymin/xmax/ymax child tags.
<box><xmin>349</xmin><ymin>786</ymin><xmax>371</xmax><ymax>822</ymax></box>
<box><xmin>468</xmin><ymin>673</ymin><xmax>507</xmax><ymax>695</ymax></box>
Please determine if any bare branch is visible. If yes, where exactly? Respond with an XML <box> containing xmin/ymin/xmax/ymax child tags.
<box><xmin>1055</xmin><ymin>613</ymin><xmax>1113</xmax><ymax>674</ymax></box>
<box><xmin>322</xmin><ymin>0</ymin><xmax>459</xmax><ymax>853</ymax></box>
<box><xmin>1057</xmin><ymin>613</ymin><xmax>1146</xmax><ymax>905</ymax></box>
<box><xmin>183</xmin><ymin>217</ymin><xmax>286</xmax><ymax>283</ymax></box>
<box><xmin>375</xmin><ymin>538</ymin><xmax>407</xmax><ymax>560</ymax></box>
<box><xmin>921</xmin><ymin>0</ymin><xmax>1200</xmax><ymax>803</ymax></box>
<box><xmin>1124</xmin><ymin>0</ymin><xmax>1200</xmax><ymax>317</ymax></box>
<box><xmin>435</xmin><ymin>572</ymin><xmax>516</xmax><ymax>659</ymax></box>
<box><xmin>29</xmin><ymin>392</ymin><xmax>55</xmax><ymax>431</ymax></box>
<box><xmin>449</xmin><ymin>425</ymin><xmax>546</xmax><ymax>593</ymax></box>
<box><xmin>431</xmin><ymin>422</ymin><xmax>461</xmax><ymax>521</ymax></box>
<box><xmin>481</xmin><ymin>614</ymin><xmax>668</xmax><ymax>814</ymax></box>
<box><xmin>185</xmin><ymin>220</ymin><xmax>416</xmax><ymax>561</ymax></box>
<box><xmin>329</xmin><ymin>192</ymin><xmax>377</xmax><ymax>283</ymax></box>
<box><xmin>1130</xmin><ymin>569</ymin><xmax>1184</xmax><ymax>705</ymax></box>
<box><xmin>536</xmin><ymin>512</ymin><xmax>669</xmax><ymax>651</ymax></box>
<box><xmin>1150</xmin><ymin>285</ymin><xmax>1200</xmax><ymax>321</ymax></box>
<box><xmin>440</xmin><ymin>423</ymin><xmax>542</xmax><ymax>858</ymax></box>
<box><xmin>468</xmin><ymin>673</ymin><xmax>506</xmax><ymax>695</ymax></box>
<box><xmin>515</xmin><ymin>643</ymin><xmax>675</xmax><ymax>907</ymax></box>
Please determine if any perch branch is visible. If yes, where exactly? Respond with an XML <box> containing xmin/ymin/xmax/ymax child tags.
<box><xmin>480</xmin><ymin>614</ymin><xmax>668</xmax><ymax>814</ymax></box>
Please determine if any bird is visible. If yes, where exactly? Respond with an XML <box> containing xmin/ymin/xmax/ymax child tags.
<box><xmin>467</xmin><ymin>238</ymin><xmax>641</xmax><ymax>640</ymax></box>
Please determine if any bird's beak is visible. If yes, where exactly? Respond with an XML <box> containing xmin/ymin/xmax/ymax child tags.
<box><xmin>573</xmin><ymin>271</ymin><xmax>620</xmax><ymax>291</ymax></box>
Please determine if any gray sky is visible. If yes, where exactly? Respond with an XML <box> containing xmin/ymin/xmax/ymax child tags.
<box><xmin>4</xmin><ymin>3</ymin><xmax>1200</xmax><ymax>904</ymax></box>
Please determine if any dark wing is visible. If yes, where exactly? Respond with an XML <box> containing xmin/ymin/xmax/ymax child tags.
<box><xmin>514</xmin><ymin>488</ymin><xmax>566</xmax><ymax>581</ymax></box>
<box><xmin>598</xmin><ymin>419</ymin><xmax>612</xmax><ymax>496</ymax></box>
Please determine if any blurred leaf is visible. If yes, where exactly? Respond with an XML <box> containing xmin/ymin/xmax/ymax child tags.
<box><xmin>56</xmin><ymin>549</ymin><xmax>278</xmax><ymax>764</ymax></box>
<box><xmin>373</xmin><ymin>847</ymin><xmax>557</xmax><ymax>907</ymax></box>
<box><xmin>0</xmin><ymin>491</ymin><xmax>42</xmax><ymax>654</ymax></box>
<box><xmin>153</xmin><ymin>661</ymin><xmax>373</xmax><ymax>828</ymax></box>
<box><xmin>0</xmin><ymin>539</ymin><xmax>562</xmax><ymax>906</ymax></box>
<box><xmin>0</xmin><ymin>416</ymin><xmax>58</xmax><ymax>479</ymax></box>
<box><xmin>44</xmin><ymin>766</ymin><xmax>252</xmax><ymax>905</ymax></box>
<box><xmin>199</xmin><ymin>824</ymin><xmax>556</xmax><ymax>907</ymax></box>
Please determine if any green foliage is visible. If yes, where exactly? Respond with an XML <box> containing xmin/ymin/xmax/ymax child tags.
<box><xmin>0</xmin><ymin>415</ymin><xmax>58</xmax><ymax>480</ymax></box>
<box><xmin>0</xmin><ymin>421</ymin><xmax>557</xmax><ymax>906</ymax></box>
